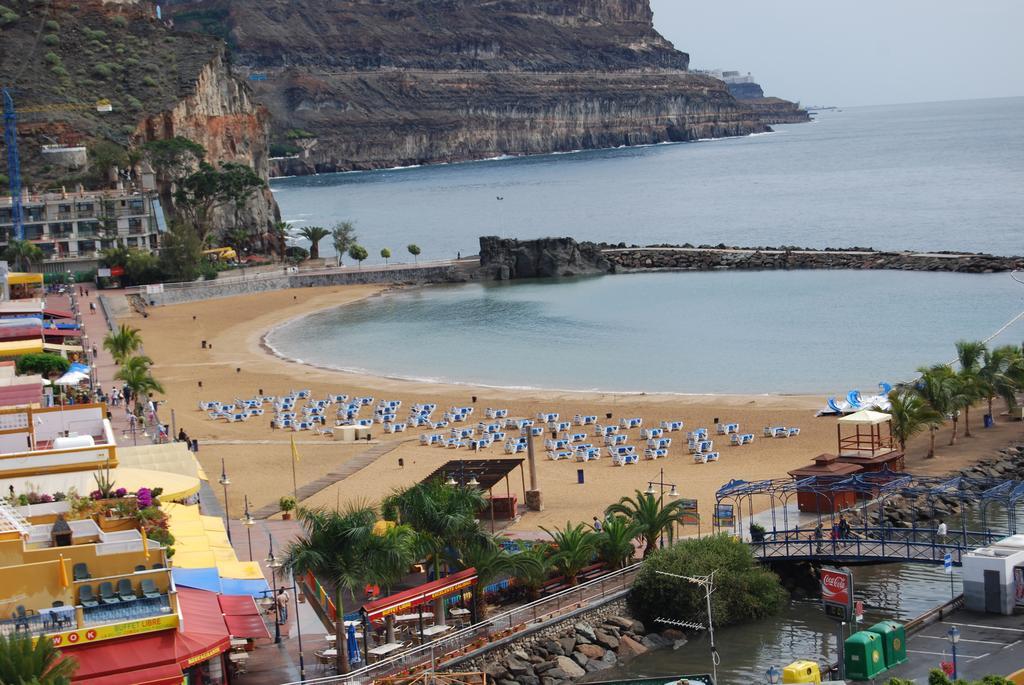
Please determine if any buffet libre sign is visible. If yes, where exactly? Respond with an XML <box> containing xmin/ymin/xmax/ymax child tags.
<box><xmin>46</xmin><ymin>613</ymin><xmax>178</xmax><ymax>647</ymax></box>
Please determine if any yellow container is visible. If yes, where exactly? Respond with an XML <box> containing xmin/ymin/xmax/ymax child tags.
<box><xmin>782</xmin><ymin>660</ymin><xmax>822</xmax><ymax>684</ymax></box>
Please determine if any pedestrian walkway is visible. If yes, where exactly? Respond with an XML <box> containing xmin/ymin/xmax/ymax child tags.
<box><xmin>250</xmin><ymin>440</ymin><xmax>405</xmax><ymax>519</ymax></box>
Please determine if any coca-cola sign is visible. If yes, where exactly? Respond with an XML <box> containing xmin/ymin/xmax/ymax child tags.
<box><xmin>821</xmin><ymin>567</ymin><xmax>854</xmax><ymax>615</ymax></box>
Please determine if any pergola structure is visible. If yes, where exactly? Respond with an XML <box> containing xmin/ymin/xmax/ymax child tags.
<box><xmin>715</xmin><ymin>470</ymin><xmax>1024</xmax><ymax>540</ymax></box>
<box><xmin>836</xmin><ymin>410</ymin><xmax>904</xmax><ymax>471</ymax></box>
<box><xmin>422</xmin><ymin>459</ymin><xmax>526</xmax><ymax>531</ymax></box>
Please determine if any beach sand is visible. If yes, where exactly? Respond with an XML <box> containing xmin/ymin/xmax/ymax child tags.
<box><xmin>124</xmin><ymin>283</ymin><xmax>1024</xmax><ymax>535</ymax></box>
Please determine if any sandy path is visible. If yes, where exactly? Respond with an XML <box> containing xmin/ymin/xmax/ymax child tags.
<box><xmin>122</xmin><ymin>283</ymin><xmax>1024</xmax><ymax>535</ymax></box>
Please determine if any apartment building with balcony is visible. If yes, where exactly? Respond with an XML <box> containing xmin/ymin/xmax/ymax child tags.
<box><xmin>0</xmin><ymin>185</ymin><xmax>164</xmax><ymax>274</ymax></box>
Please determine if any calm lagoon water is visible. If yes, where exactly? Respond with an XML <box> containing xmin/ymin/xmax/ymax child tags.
<box><xmin>266</xmin><ymin>270</ymin><xmax>1024</xmax><ymax>394</ymax></box>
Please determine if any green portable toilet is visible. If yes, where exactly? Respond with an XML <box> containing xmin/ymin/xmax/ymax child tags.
<box><xmin>867</xmin><ymin>620</ymin><xmax>907</xmax><ymax>667</ymax></box>
<box><xmin>844</xmin><ymin>631</ymin><xmax>886</xmax><ymax>681</ymax></box>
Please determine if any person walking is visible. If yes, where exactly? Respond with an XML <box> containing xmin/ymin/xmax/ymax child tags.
<box><xmin>276</xmin><ymin>587</ymin><xmax>290</xmax><ymax>624</ymax></box>
<box><xmin>936</xmin><ymin>519</ymin><xmax>948</xmax><ymax>545</ymax></box>
<box><xmin>592</xmin><ymin>516</ymin><xmax>603</xmax><ymax>532</ymax></box>
<box><xmin>813</xmin><ymin>521</ymin><xmax>824</xmax><ymax>553</ymax></box>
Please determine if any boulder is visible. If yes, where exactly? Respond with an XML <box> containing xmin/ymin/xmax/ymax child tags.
<box><xmin>606</xmin><ymin>616</ymin><xmax>636</xmax><ymax>630</ymax></box>
<box><xmin>571</xmin><ymin>651</ymin><xmax>589</xmax><ymax>668</ymax></box>
<box><xmin>585</xmin><ymin>659</ymin><xmax>615</xmax><ymax>672</ymax></box>
<box><xmin>576</xmin><ymin>643</ymin><xmax>606</xmax><ymax>660</ymax></box>
<box><xmin>511</xmin><ymin>649</ymin><xmax>531</xmax><ymax>662</ymax></box>
<box><xmin>534</xmin><ymin>660</ymin><xmax>558</xmax><ymax>674</ymax></box>
<box><xmin>629</xmin><ymin>619</ymin><xmax>646</xmax><ymax>634</ymax></box>
<box><xmin>661</xmin><ymin>628</ymin><xmax>686</xmax><ymax>641</ymax></box>
<box><xmin>483</xmin><ymin>663</ymin><xmax>511</xmax><ymax>681</ymax></box>
<box><xmin>574</xmin><ymin>622</ymin><xmax>597</xmax><ymax>643</ymax></box>
<box><xmin>602</xmin><ymin>649</ymin><xmax>618</xmax><ymax>663</ymax></box>
<box><xmin>594</xmin><ymin>629</ymin><xmax>620</xmax><ymax>650</ymax></box>
<box><xmin>505</xmin><ymin>656</ymin><xmax>533</xmax><ymax>677</ymax></box>
<box><xmin>558</xmin><ymin>636</ymin><xmax>577</xmax><ymax>654</ymax></box>
<box><xmin>518</xmin><ymin>676</ymin><xmax>540</xmax><ymax>685</ymax></box>
<box><xmin>617</xmin><ymin>634</ymin><xmax>649</xmax><ymax>660</ymax></box>
<box><xmin>541</xmin><ymin>638</ymin><xmax>564</xmax><ymax>656</ymax></box>
<box><xmin>555</xmin><ymin>655</ymin><xmax>586</xmax><ymax>678</ymax></box>
<box><xmin>641</xmin><ymin>633</ymin><xmax>671</xmax><ymax>650</ymax></box>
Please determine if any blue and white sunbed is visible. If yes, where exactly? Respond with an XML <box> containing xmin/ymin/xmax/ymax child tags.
<box><xmin>485</xmin><ymin>408</ymin><xmax>508</xmax><ymax>419</ymax></box>
<box><xmin>595</xmin><ymin>424</ymin><xmax>620</xmax><ymax>437</ymax></box>
<box><xmin>530</xmin><ymin>426</ymin><xmax>545</xmax><ymax>437</ymax></box>
<box><xmin>574</xmin><ymin>415</ymin><xmax>598</xmax><ymax>426</ymax></box>
<box><xmin>641</xmin><ymin>427</ymin><xmax>664</xmax><ymax>440</ymax></box>
<box><xmin>605</xmin><ymin>434</ymin><xmax>628</xmax><ymax>446</ymax></box>
<box><xmin>619</xmin><ymin>417</ymin><xmax>643</xmax><ymax>429</ymax></box>
<box><xmin>647</xmin><ymin>438</ymin><xmax>671</xmax><ymax>450</ymax></box>
<box><xmin>660</xmin><ymin>420</ymin><xmax>684</xmax><ymax>432</ymax></box>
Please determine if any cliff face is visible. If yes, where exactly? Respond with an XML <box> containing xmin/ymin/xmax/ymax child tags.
<box><xmin>168</xmin><ymin>0</ymin><xmax>808</xmax><ymax>175</ymax></box>
<box><xmin>478</xmin><ymin>236</ymin><xmax>611</xmax><ymax>279</ymax></box>
<box><xmin>133</xmin><ymin>49</ymin><xmax>279</xmax><ymax>231</ymax></box>
<box><xmin>0</xmin><ymin>0</ymin><xmax>278</xmax><ymax>231</ymax></box>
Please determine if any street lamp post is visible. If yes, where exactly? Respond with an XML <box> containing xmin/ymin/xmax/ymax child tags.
<box><xmin>219</xmin><ymin>459</ymin><xmax>232</xmax><ymax>544</ymax></box>
<box><xmin>241</xmin><ymin>495</ymin><xmax>255</xmax><ymax>561</ymax></box>
<box><xmin>291</xmin><ymin>569</ymin><xmax>306</xmax><ymax>681</ymax></box>
<box><xmin>267</xmin><ymin>535</ymin><xmax>283</xmax><ymax>645</ymax></box>
<box><xmin>646</xmin><ymin>467</ymin><xmax>679</xmax><ymax>546</ymax></box>
<box><xmin>947</xmin><ymin>625</ymin><xmax>960</xmax><ymax>679</ymax></box>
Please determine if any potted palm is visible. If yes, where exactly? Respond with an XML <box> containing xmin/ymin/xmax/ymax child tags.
<box><xmin>279</xmin><ymin>496</ymin><xmax>296</xmax><ymax>520</ymax></box>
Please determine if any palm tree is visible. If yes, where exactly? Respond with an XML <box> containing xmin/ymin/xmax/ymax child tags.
<box><xmin>285</xmin><ymin>505</ymin><xmax>414</xmax><ymax>674</ymax></box>
<box><xmin>382</xmin><ymin>479</ymin><xmax>488</xmax><ymax>582</ymax></box>
<box><xmin>955</xmin><ymin>340</ymin><xmax>987</xmax><ymax>437</ymax></box>
<box><xmin>0</xmin><ymin>631</ymin><xmax>77</xmax><ymax>685</ymax></box>
<box><xmin>540</xmin><ymin>522</ymin><xmax>597</xmax><ymax>586</ymax></box>
<box><xmin>915</xmin><ymin>365</ymin><xmax>957</xmax><ymax>457</ymax></box>
<box><xmin>592</xmin><ymin>515</ymin><xmax>642</xmax><ymax>570</ymax></box>
<box><xmin>3</xmin><ymin>239</ymin><xmax>44</xmax><ymax>272</ymax></box>
<box><xmin>887</xmin><ymin>385</ymin><xmax>943</xmax><ymax>452</ymax></box>
<box><xmin>605</xmin><ymin>490</ymin><xmax>693</xmax><ymax>558</ymax></box>
<box><xmin>512</xmin><ymin>543</ymin><xmax>555</xmax><ymax>600</ymax></box>
<box><xmin>298</xmin><ymin>225</ymin><xmax>330</xmax><ymax>260</ymax></box>
<box><xmin>454</xmin><ymin>538</ymin><xmax>543</xmax><ymax>619</ymax></box>
<box><xmin>264</xmin><ymin>221</ymin><xmax>288</xmax><ymax>260</ymax></box>
<box><xmin>102</xmin><ymin>324</ymin><xmax>142</xmax><ymax>364</ymax></box>
<box><xmin>978</xmin><ymin>346</ymin><xmax>1024</xmax><ymax>422</ymax></box>
<box><xmin>114</xmin><ymin>355</ymin><xmax>164</xmax><ymax>414</ymax></box>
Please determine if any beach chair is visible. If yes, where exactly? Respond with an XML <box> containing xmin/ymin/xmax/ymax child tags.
<box><xmin>491</xmin><ymin>431</ymin><xmax>506</xmax><ymax>441</ymax></box>
<box><xmin>530</xmin><ymin>426</ymin><xmax>544</xmax><ymax>437</ymax></box>
<box><xmin>772</xmin><ymin>427</ymin><xmax>788</xmax><ymax>438</ymax></box>
<box><xmin>699</xmin><ymin>440</ymin><xmax>713</xmax><ymax>453</ymax></box>
<box><xmin>716</xmin><ymin>423</ymin><xmax>727</xmax><ymax>435</ymax></box>
<box><xmin>693</xmin><ymin>453</ymin><xmax>707</xmax><ymax>464</ymax></box>
<box><xmin>788</xmin><ymin>427</ymin><xmax>801</xmax><ymax>437</ymax></box>
<box><xmin>641</xmin><ymin>427</ymin><xmax>663</xmax><ymax>440</ymax></box>
<box><xmin>249</xmin><ymin>408</ymin><xmax>264</xmax><ymax>416</ymax></box>
<box><xmin>583</xmin><ymin>447</ymin><xmax>601</xmax><ymax>460</ymax></box>
<box><xmin>611</xmin><ymin>454</ymin><xmax>626</xmax><ymax>466</ymax></box>
<box><xmin>569</xmin><ymin>433</ymin><xmax>587</xmax><ymax>443</ymax></box>
<box><xmin>730</xmin><ymin>433</ymin><xmax>741</xmax><ymax>446</ymax></box>
<box><xmin>619</xmin><ymin>417</ymin><xmax>643</xmax><ymax>429</ymax></box>
<box><xmin>648</xmin><ymin>438</ymin><xmax>671</xmax><ymax>450</ymax></box>
<box><xmin>430</xmin><ymin>420</ymin><xmax>449</xmax><ymax>429</ymax></box>
<box><xmin>661</xmin><ymin>420</ymin><xmax>684</xmax><ymax>432</ymax></box>
<box><xmin>604</xmin><ymin>434</ymin><xmax>628</xmax><ymax>446</ymax></box>
<box><xmin>740</xmin><ymin>434</ymin><xmax>755</xmax><ymax>445</ymax></box>
<box><xmin>574</xmin><ymin>414</ymin><xmax>597</xmax><ymax>426</ymax></box>
<box><xmin>705</xmin><ymin>452</ymin><xmax>720</xmax><ymax>462</ymax></box>
<box><xmin>763</xmin><ymin>426</ymin><xmax>774</xmax><ymax>437</ymax></box>
<box><xmin>624</xmin><ymin>454</ymin><xmax>639</xmax><ymax>465</ymax></box>
<box><xmin>445</xmin><ymin>439</ymin><xmax>465</xmax><ymax>449</ymax></box>
<box><xmin>595</xmin><ymin>424</ymin><xmax>619</xmax><ymax>437</ymax></box>
<box><xmin>544</xmin><ymin>438</ymin><xmax>570</xmax><ymax>451</ymax></box>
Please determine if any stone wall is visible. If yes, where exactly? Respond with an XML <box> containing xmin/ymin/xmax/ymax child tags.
<box><xmin>604</xmin><ymin>247</ymin><xmax>1024</xmax><ymax>274</ymax></box>
<box><xmin>144</xmin><ymin>264</ymin><xmax>462</xmax><ymax>306</ymax></box>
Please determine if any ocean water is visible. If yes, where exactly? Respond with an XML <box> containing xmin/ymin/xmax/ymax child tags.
<box><xmin>271</xmin><ymin>97</ymin><xmax>1024</xmax><ymax>261</ymax></box>
<box><xmin>268</xmin><ymin>97</ymin><xmax>1024</xmax><ymax>394</ymax></box>
<box><xmin>265</xmin><ymin>270</ymin><xmax>1024</xmax><ymax>394</ymax></box>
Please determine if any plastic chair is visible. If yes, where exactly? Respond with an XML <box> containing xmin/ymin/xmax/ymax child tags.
<box><xmin>79</xmin><ymin>585</ymin><xmax>99</xmax><ymax>608</ymax></box>
<box><xmin>98</xmin><ymin>581</ymin><xmax>121</xmax><ymax>605</ymax></box>
<box><xmin>73</xmin><ymin>562</ymin><xmax>91</xmax><ymax>581</ymax></box>
<box><xmin>117</xmin><ymin>578</ymin><xmax>137</xmax><ymax>602</ymax></box>
<box><xmin>141</xmin><ymin>578</ymin><xmax>161</xmax><ymax>599</ymax></box>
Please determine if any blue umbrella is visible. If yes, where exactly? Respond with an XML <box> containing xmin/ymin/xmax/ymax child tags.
<box><xmin>347</xmin><ymin>624</ymin><xmax>362</xmax><ymax>665</ymax></box>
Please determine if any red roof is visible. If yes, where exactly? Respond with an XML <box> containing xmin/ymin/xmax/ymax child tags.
<box><xmin>43</xmin><ymin>308</ymin><xmax>74</xmax><ymax>319</ymax></box>
<box><xmin>218</xmin><ymin>594</ymin><xmax>272</xmax><ymax>640</ymax></box>
<box><xmin>0</xmin><ymin>383</ymin><xmax>43</xmax><ymax>408</ymax></box>
<box><xmin>361</xmin><ymin>567</ymin><xmax>477</xmax><ymax>622</ymax></box>
<box><xmin>0</xmin><ymin>326</ymin><xmax>41</xmax><ymax>341</ymax></box>
<box><xmin>43</xmin><ymin>328</ymin><xmax>82</xmax><ymax>339</ymax></box>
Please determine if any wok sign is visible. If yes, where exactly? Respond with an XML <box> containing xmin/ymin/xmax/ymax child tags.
<box><xmin>821</xmin><ymin>566</ymin><xmax>854</xmax><ymax>622</ymax></box>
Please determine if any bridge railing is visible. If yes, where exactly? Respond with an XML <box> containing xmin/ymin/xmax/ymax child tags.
<box><xmin>750</xmin><ymin>526</ymin><xmax>1002</xmax><ymax>564</ymax></box>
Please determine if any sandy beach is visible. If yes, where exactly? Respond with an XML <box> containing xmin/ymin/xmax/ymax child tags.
<box><xmin>122</xmin><ymin>283</ymin><xmax>1023</xmax><ymax>535</ymax></box>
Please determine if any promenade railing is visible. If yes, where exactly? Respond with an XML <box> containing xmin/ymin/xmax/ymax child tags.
<box><xmin>284</xmin><ymin>562</ymin><xmax>641</xmax><ymax>685</ymax></box>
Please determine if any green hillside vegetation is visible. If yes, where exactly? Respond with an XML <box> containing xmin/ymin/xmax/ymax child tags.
<box><xmin>0</xmin><ymin>0</ymin><xmax>221</xmax><ymax>191</ymax></box>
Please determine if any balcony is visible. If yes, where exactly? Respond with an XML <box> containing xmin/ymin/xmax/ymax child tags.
<box><xmin>0</xmin><ymin>604</ymin><xmax>77</xmax><ymax>638</ymax></box>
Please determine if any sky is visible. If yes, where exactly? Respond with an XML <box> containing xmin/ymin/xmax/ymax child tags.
<box><xmin>649</xmin><ymin>0</ymin><xmax>1024</xmax><ymax>107</ymax></box>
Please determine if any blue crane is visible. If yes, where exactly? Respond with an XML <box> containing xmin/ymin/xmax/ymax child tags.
<box><xmin>3</xmin><ymin>87</ymin><xmax>24</xmax><ymax>241</ymax></box>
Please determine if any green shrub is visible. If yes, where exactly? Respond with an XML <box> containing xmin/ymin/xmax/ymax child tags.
<box><xmin>142</xmin><ymin>76</ymin><xmax>158</xmax><ymax>88</ymax></box>
<box><xmin>44</xmin><ymin>19</ymin><xmax>59</xmax><ymax>31</ymax></box>
<box><xmin>125</xmin><ymin>95</ymin><xmax>142</xmax><ymax>110</ymax></box>
<box><xmin>15</xmin><ymin>353</ymin><xmax>70</xmax><ymax>377</ymax></box>
<box><xmin>85</xmin><ymin>28</ymin><xmax>106</xmax><ymax>41</ymax></box>
<box><xmin>0</xmin><ymin>6</ymin><xmax>18</xmax><ymax>26</ymax></box>
<box><xmin>285</xmin><ymin>128</ymin><xmax>316</xmax><ymax>139</ymax></box>
<box><xmin>92</xmin><ymin>63</ymin><xmax>113</xmax><ymax>79</ymax></box>
<box><xmin>50</xmin><ymin>66</ymin><xmax>68</xmax><ymax>78</ymax></box>
<box><xmin>628</xmin><ymin>534</ymin><xmax>788</xmax><ymax>629</ymax></box>
<box><xmin>42</xmin><ymin>32</ymin><xmax>59</xmax><ymax>45</ymax></box>
<box><xmin>43</xmin><ymin>51</ymin><xmax>61</xmax><ymax>65</ymax></box>
<box><xmin>269</xmin><ymin>142</ymin><xmax>301</xmax><ymax>157</ymax></box>
<box><xmin>111</xmin><ymin>15</ymin><xmax>128</xmax><ymax>28</ymax></box>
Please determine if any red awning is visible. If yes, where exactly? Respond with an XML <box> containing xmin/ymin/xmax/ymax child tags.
<box><xmin>177</xmin><ymin>587</ymin><xmax>231</xmax><ymax>661</ymax></box>
<box><xmin>43</xmin><ymin>328</ymin><xmax>83</xmax><ymax>338</ymax></box>
<box><xmin>43</xmin><ymin>308</ymin><xmax>74</xmax><ymax>319</ymax></box>
<box><xmin>218</xmin><ymin>594</ymin><xmax>272</xmax><ymax>640</ymax></box>
<box><xmin>73</xmin><ymin>662</ymin><xmax>184</xmax><ymax>685</ymax></box>
<box><xmin>0</xmin><ymin>383</ymin><xmax>43</xmax><ymax>407</ymax></box>
<box><xmin>0</xmin><ymin>326</ymin><xmax>41</xmax><ymax>341</ymax></box>
<box><xmin>66</xmin><ymin>632</ymin><xmax>180</xmax><ymax>683</ymax></box>
<box><xmin>361</xmin><ymin>567</ymin><xmax>477</xmax><ymax>622</ymax></box>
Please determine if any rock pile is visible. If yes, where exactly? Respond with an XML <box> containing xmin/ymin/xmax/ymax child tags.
<box><xmin>478</xmin><ymin>236</ymin><xmax>612</xmax><ymax>280</ymax></box>
<box><xmin>480</xmin><ymin>615</ymin><xmax>683</xmax><ymax>685</ymax></box>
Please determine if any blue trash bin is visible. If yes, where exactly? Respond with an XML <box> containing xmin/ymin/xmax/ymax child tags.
<box><xmin>984</xmin><ymin>414</ymin><xmax>994</xmax><ymax>428</ymax></box>
<box><xmin>577</xmin><ymin>469</ymin><xmax>585</xmax><ymax>484</ymax></box>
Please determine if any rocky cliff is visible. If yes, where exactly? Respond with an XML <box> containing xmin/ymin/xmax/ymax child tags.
<box><xmin>0</xmin><ymin>0</ymin><xmax>277</xmax><ymax>231</ymax></box>
<box><xmin>167</xmin><ymin>0</ymin><xmax>808</xmax><ymax>175</ymax></box>
<box><xmin>478</xmin><ymin>236</ymin><xmax>612</xmax><ymax>280</ymax></box>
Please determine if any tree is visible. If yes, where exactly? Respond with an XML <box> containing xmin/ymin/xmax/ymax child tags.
<box><xmin>407</xmin><ymin>244</ymin><xmax>421</xmax><ymax>263</ymax></box>
<box><xmin>915</xmin><ymin>365</ymin><xmax>957</xmax><ymax>457</ymax></box>
<box><xmin>99</xmin><ymin>245</ymin><xmax>130</xmax><ymax>272</ymax></box>
<box><xmin>540</xmin><ymin>522</ymin><xmax>597</xmax><ymax>586</ymax></box>
<box><xmin>102</xmin><ymin>324</ymin><xmax>142</xmax><ymax>365</ymax></box>
<box><xmin>955</xmin><ymin>340</ymin><xmax>987</xmax><ymax>438</ymax></box>
<box><xmin>454</xmin><ymin>538</ymin><xmax>542</xmax><ymax>619</ymax></box>
<box><xmin>592</xmin><ymin>515</ymin><xmax>642</xmax><ymax>570</ymax></box>
<box><xmin>382</xmin><ymin>479</ymin><xmax>488</xmax><ymax>582</ymax></box>
<box><xmin>265</xmin><ymin>221</ymin><xmax>289</xmax><ymax>260</ymax></box>
<box><xmin>158</xmin><ymin>222</ymin><xmax>203</xmax><ymax>283</ymax></box>
<box><xmin>3</xmin><ymin>240</ymin><xmax>43</xmax><ymax>271</ymax></box>
<box><xmin>978</xmin><ymin>345</ymin><xmax>1024</xmax><ymax>423</ymax></box>
<box><xmin>298</xmin><ymin>226</ymin><xmax>330</xmax><ymax>261</ymax></box>
<box><xmin>223</xmin><ymin>226</ymin><xmax>251</xmax><ymax>254</ymax></box>
<box><xmin>605</xmin><ymin>490</ymin><xmax>694</xmax><ymax>558</ymax></box>
<box><xmin>173</xmin><ymin>162</ymin><xmax>264</xmax><ymax>243</ymax></box>
<box><xmin>512</xmin><ymin>543</ymin><xmax>555</xmax><ymax>600</ymax></box>
<box><xmin>0</xmin><ymin>632</ymin><xmax>77</xmax><ymax>685</ymax></box>
<box><xmin>348</xmin><ymin>244</ymin><xmax>368</xmax><ymax>268</ymax></box>
<box><xmin>114</xmin><ymin>355</ymin><xmax>164</xmax><ymax>413</ymax></box>
<box><xmin>15</xmin><ymin>353</ymin><xmax>69</xmax><ymax>377</ymax></box>
<box><xmin>88</xmin><ymin>140</ymin><xmax>128</xmax><ymax>184</ymax></box>
<box><xmin>331</xmin><ymin>222</ymin><xmax>357</xmax><ymax>265</ymax></box>
<box><xmin>628</xmin><ymin>534</ymin><xmax>787</xmax><ymax>629</ymax></box>
<box><xmin>125</xmin><ymin>250</ymin><xmax>162</xmax><ymax>286</ymax></box>
<box><xmin>887</xmin><ymin>385</ymin><xmax>943</xmax><ymax>452</ymax></box>
<box><xmin>286</xmin><ymin>505</ymin><xmax>415</xmax><ymax>674</ymax></box>
<box><xmin>380</xmin><ymin>247</ymin><xmax>391</xmax><ymax>264</ymax></box>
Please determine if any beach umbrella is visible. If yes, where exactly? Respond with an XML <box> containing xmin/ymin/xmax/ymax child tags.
<box><xmin>53</xmin><ymin>370</ymin><xmax>88</xmax><ymax>386</ymax></box>
<box><xmin>346</xmin><ymin>624</ymin><xmax>362</xmax><ymax>665</ymax></box>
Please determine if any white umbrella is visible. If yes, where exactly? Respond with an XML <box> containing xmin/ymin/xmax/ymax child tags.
<box><xmin>53</xmin><ymin>371</ymin><xmax>88</xmax><ymax>386</ymax></box>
